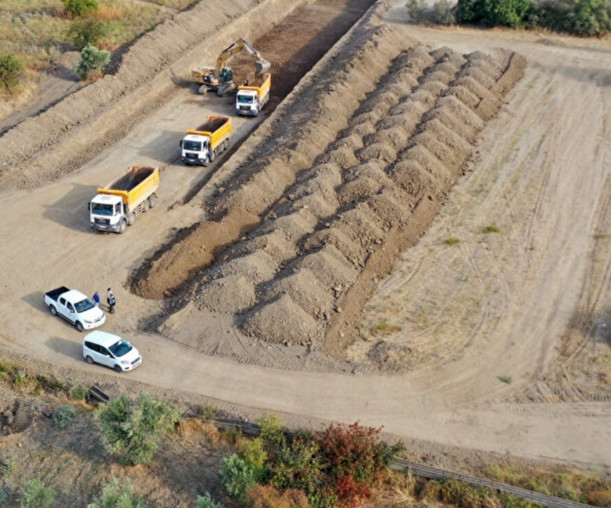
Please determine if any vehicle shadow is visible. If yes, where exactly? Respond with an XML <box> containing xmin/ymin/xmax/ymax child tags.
<box><xmin>42</xmin><ymin>182</ymin><xmax>99</xmax><ymax>232</ymax></box>
<box><xmin>46</xmin><ymin>336</ymin><xmax>82</xmax><ymax>361</ymax></box>
<box><xmin>23</xmin><ymin>291</ymin><xmax>50</xmax><ymax>314</ymax></box>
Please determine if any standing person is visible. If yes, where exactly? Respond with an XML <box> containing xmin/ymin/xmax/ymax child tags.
<box><xmin>92</xmin><ymin>291</ymin><xmax>100</xmax><ymax>306</ymax></box>
<box><xmin>106</xmin><ymin>288</ymin><xmax>116</xmax><ymax>314</ymax></box>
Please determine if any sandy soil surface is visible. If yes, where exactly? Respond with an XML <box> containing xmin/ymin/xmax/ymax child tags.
<box><xmin>0</xmin><ymin>0</ymin><xmax>609</xmax><ymax>479</ymax></box>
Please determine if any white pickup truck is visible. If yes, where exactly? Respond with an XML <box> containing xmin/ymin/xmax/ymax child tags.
<box><xmin>43</xmin><ymin>286</ymin><xmax>106</xmax><ymax>332</ymax></box>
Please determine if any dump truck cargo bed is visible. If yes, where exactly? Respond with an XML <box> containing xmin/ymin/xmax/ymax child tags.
<box><xmin>97</xmin><ymin>166</ymin><xmax>160</xmax><ymax>210</ymax></box>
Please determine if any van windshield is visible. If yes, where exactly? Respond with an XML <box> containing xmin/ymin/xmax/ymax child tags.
<box><xmin>109</xmin><ymin>339</ymin><xmax>132</xmax><ymax>358</ymax></box>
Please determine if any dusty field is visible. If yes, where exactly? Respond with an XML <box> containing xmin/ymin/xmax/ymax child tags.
<box><xmin>0</xmin><ymin>0</ymin><xmax>609</xmax><ymax>491</ymax></box>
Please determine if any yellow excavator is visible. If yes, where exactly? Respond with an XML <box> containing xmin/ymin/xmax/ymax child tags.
<box><xmin>191</xmin><ymin>38</ymin><xmax>271</xmax><ymax>96</ymax></box>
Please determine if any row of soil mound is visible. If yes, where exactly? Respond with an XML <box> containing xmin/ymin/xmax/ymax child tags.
<box><xmin>140</xmin><ymin>7</ymin><xmax>526</xmax><ymax>360</ymax></box>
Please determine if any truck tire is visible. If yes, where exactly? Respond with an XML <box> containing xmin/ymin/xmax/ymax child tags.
<box><xmin>209</xmin><ymin>150</ymin><xmax>216</xmax><ymax>163</ymax></box>
<box><xmin>114</xmin><ymin>364</ymin><xmax>123</xmax><ymax>373</ymax></box>
<box><xmin>202</xmin><ymin>156</ymin><xmax>209</xmax><ymax>167</ymax></box>
<box><xmin>223</xmin><ymin>139</ymin><xmax>229</xmax><ymax>151</ymax></box>
<box><xmin>118</xmin><ymin>220</ymin><xmax>127</xmax><ymax>234</ymax></box>
<box><xmin>85</xmin><ymin>356</ymin><xmax>94</xmax><ymax>365</ymax></box>
<box><xmin>148</xmin><ymin>194</ymin><xmax>157</xmax><ymax>209</ymax></box>
<box><xmin>75</xmin><ymin>321</ymin><xmax>84</xmax><ymax>332</ymax></box>
<box><xmin>126</xmin><ymin>212</ymin><xmax>136</xmax><ymax>226</ymax></box>
<box><xmin>50</xmin><ymin>305</ymin><xmax>58</xmax><ymax>316</ymax></box>
<box><xmin>142</xmin><ymin>199</ymin><xmax>150</xmax><ymax>212</ymax></box>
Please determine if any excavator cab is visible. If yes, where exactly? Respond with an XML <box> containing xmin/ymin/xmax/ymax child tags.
<box><xmin>219</xmin><ymin>67</ymin><xmax>233</xmax><ymax>83</ymax></box>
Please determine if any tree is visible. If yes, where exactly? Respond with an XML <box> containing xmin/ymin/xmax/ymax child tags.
<box><xmin>66</xmin><ymin>18</ymin><xmax>107</xmax><ymax>51</ymax></box>
<box><xmin>20</xmin><ymin>480</ymin><xmax>54</xmax><ymax>508</ymax></box>
<box><xmin>75</xmin><ymin>44</ymin><xmax>110</xmax><ymax>81</ymax></box>
<box><xmin>87</xmin><ymin>478</ymin><xmax>148</xmax><ymax>508</ymax></box>
<box><xmin>95</xmin><ymin>393</ymin><xmax>180</xmax><ymax>465</ymax></box>
<box><xmin>63</xmin><ymin>0</ymin><xmax>99</xmax><ymax>17</ymax></box>
<box><xmin>456</xmin><ymin>0</ymin><xmax>532</xmax><ymax>27</ymax></box>
<box><xmin>219</xmin><ymin>454</ymin><xmax>258</xmax><ymax>505</ymax></box>
<box><xmin>0</xmin><ymin>54</ymin><xmax>24</xmax><ymax>94</ymax></box>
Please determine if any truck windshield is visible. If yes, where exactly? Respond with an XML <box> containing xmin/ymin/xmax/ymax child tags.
<box><xmin>237</xmin><ymin>95</ymin><xmax>254</xmax><ymax>104</ymax></box>
<box><xmin>74</xmin><ymin>298</ymin><xmax>95</xmax><ymax>313</ymax></box>
<box><xmin>91</xmin><ymin>203</ymin><xmax>114</xmax><ymax>215</ymax></box>
<box><xmin>183</xmin><ymin>140</ymin><xmax>202</xmax><ymax>151</ymax></box>
<box><xmin>109</xmin><ymin>339</ymin><xmax>133</xmax><ymax>358</ymax></box>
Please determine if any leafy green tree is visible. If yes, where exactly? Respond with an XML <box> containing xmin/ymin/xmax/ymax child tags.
<box><xmin>88</xmin><ymin>478</ymin><xmax>148</xmax><ymax>508</ymax></box>
<box><xmin>196</xmin><ymin>492</ymin><xmax>224</xmax><ymax>508</ymax></box>
<box><xmin>20</xmin><ymin>479</ymin><xmax>54</xmax><ymax>508</ymax></box>
<box><xmin>456</xmin><ymin>0</ymin><xmax>532</xmax><ymax>27</ymax></box>
<box><xmin>433</xmin><ymin>0</ymin><xmax>457</xmax><ymax>24</ymax></box>
<box><xmin>63</xmin><ymin>0</ymin><xmax>99</xmax><ymax>17</ymax></box>
<box><xmin>0</xmin><ymin>54</ymin><xmax>24</xmax><ymax>94</ymax></box>
<box><xmin>66</xmin><ymin>18</ymin><xmax>108</xmax><ymax>51</ymax></box>
<box><xmin>536</xmin><ymin>0</ymin><xmax>611</xmax><ymax>35</ymax></box>
<box><xmin>219</xmin><ymin>454</ymin><xmax>258</xmax><ymax>505</ymax></box>
<box><xmin>76</xmin><ymin>44</ymin><xmax>110</xmax><ymax>81</ymax></box>
<box><xmin>96</xmin><ymin>393</ymin><xmax>180</xmax><ymax>465</ymax></box>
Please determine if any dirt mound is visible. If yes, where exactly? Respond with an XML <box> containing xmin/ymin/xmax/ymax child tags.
<box><xmin>196</xmin><ymin>274</ymin><xmax>256</xmax><ymax>314</ymax></box>
<box><xmin>144</xmin><ymin>13</ymin><xmax>525</xmax><ymax>359</ymax></box>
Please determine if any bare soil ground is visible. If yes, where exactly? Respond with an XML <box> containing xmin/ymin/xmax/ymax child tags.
<box><xmin>0</xmin><ymin>0</ymin><xmax>609</xmax><ymax>500</ymax></box>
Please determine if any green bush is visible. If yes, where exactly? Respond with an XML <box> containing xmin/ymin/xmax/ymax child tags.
<box><xmin>219</xmin><ymin>454</ymin><xmax>258</xmax><ymax>505</ymax></box>
<box><xmin>53</xmin><ymin>404</ymin><xmax>76</xmax><ymax>429</ymax></box>
<box><xmin>0</xmin><ymin>54</ymin><xmax>24</xmax><ymax>95</ymax></box>
<box><xmin>96</xmin><ymin>393</ymin><xmax>180</xmax><ymax>465</ymax></box>
<box><xmin>196</xmin><ymin>492</ymin><xmax>224</xmax><ymax>508</ymax></box>
<box><xmin>75</xmin><ymin>44</ymin><xmax>111</xmax><ymax>81</ymax></box>
<box><xmin>535</xmin><ymin>0</ymin><xmax>611</xmax><ymax>35</ymax></box>
<box><xmin>63</xmin><ymin>0</ymin><xmax>99</xmax><ymax>17</ymax></box>
<box><xmin>71</xmin><ymin>382</ymin><xmax>89</xmax><ymax>400</ymax></box>
<box><xmin>67</xmin><ymin>18</ymin><xmax>108</xmax><ymax>51</ymax></box>
<box><xmin>88</xmin><ymin>478</ymin><xmax>148</xmax><ymax>508</ymax></box>
<box><xmin>20</xmin><ymin>479</ymin><xmax>54</xmax><ymax>508</ymax></box>
<box><xmin>456</xmin><ymin>0</ymin><xmax>532</xmax><ymax>27</ymax></box>
<box><xmin>406</xmin><ymin>0</ymin><xmax>430</xmax><ymax>22</ymax></box>
<box><xmin>433</xmin><ymin>0</ymin><xmax>457</xmax><ymax>24</ymax></box>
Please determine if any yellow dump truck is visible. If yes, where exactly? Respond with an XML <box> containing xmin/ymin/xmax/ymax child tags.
<box><xmin>236</xmin><ymin>73</ymin><xmax>271</xmax><ymax>117</ymax></box>
<box><xmin>179</xmin><ymin>115</ymin><xmax>232</xmax><ymax>166</ymax></box>
<box><xmin>89</xmin><ymin>166</ymin><xmax>159</xmax><ymax>234</ymax></box>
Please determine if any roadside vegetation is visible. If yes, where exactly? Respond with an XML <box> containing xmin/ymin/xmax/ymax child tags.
<box><xmin>0</xmin><ymin>358</ymin><xmax>609</xmax><ymax>507</ymax></box>
<box><xmin>0</xmin><ymin>0</ymin><xmax>198</xmax><ymax>116</ymax></box>
<box><xmin>406</xmin><ymin>0</ymin><xmax>611</xmax><ymax>36</ymax></box>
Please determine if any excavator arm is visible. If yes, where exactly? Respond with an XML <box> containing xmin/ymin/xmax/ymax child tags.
<box><xmin>214</xmin><ymin>38</ymin><xmax>271</xmax><ymax>78</ymax></box>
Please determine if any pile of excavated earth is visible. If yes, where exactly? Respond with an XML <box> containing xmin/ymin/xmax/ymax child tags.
<box><xmin>132</xmin><ymin>16</ymin><xmax>526</xmax><ymax>364</ymax></box>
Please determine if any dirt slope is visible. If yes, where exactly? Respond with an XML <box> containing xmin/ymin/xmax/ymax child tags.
<box><xmin>0</xmin><ymin>0</ymin><xmax>609</xmax><ymax>477</ymax></box>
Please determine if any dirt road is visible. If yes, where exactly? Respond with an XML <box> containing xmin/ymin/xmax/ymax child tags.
<box><xmin>0</xmin><ymin>0</ymin><xmax>609</xmax><ymax>475</ymax></box>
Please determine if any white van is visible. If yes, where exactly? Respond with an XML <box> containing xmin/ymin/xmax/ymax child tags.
<box><xmin>83</xmin><ymin>331</ymin><xmax>142</xmax><ymax>373</ymax></box>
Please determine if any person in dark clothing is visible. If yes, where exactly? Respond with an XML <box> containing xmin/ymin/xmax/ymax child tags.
<box><xmin>106</xmin><ymin>288</ymin><xmax>116</xmax><ymax>313</ymax></box>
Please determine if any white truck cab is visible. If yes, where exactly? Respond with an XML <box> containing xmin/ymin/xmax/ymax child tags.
<box><xmin>236</xmin><ymin>89</ymin><xmax>260</xmax><ymax>116</ymax></box>
<box><xmin>89</xmin><ymin>194</ymin><xmax>127</xmax><ymax>233</ymax></box>
<box><xmin>180</xmin><ymin>133</ymin><xmax>211</xmax><ymax>165</ymax></box>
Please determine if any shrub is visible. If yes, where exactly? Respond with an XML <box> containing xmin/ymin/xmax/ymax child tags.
<box><xmin>96</xmin><ymin>393</ymin><xmax>180</xmax><ymax>465</ymax></box>
<box><xmin>67</xmin><ymin>18</ymin><xmax>108</xmax><ymax>51</ymax></box>
<box><xmin>240</xmin><ymin>437</ymin><xmax>268</xmax><ymax>480</ymax></box>
<box><xmin>196</xmin><ymin>492</ymin><xmax>224</xmax><ymax>508</ymax></box>
<box><xmin>71</xmin><ymin>382</ymin><xmax>89</xmax><ymax>400</ymax></box>
<box><xmin>219</xmin><ymin>454</ymin><xmax>258</xmax><ymax>505</ymax></box>
<box><xmin>456</xmin><ymin>0</ymin><xmax>532</xmax><ymax>27</ymax></box>
<box><xmin>315</xmin><ymin>422</ymin><xmax>404</xmax><ymax>505</ymax></box>
<box><xmin>535</xmin><ymin>0</ymin><xmax>611</xmax><ymax>36</ymax></box>
<box><xmin>20</xmin><ymin>479</ymin><xmax>54</xmax><ymax>508</ymax></box>
<box><xmin>53</xmin><ymin>404</ymin><xmax>76</xmax><ymax>429</ymax></box>
<box><xmin>270</xmin><ymin>435</ymin><xmax>324</xmax><ymax>498</ymax></box>
<box><xmin>75</xmin><ymin>44</ymin><xmax>111</xmax><ymax>81</ymax></box>
<box><xmin>0</xmin><ymin>54</ymin><xmax>24</xmax><ymax>94</ymax></box>
<box><xmin>406</xmin><ymin>0</ymin><xmax>430</xmax><ymax>22</ymax></box>
<box><xmin>432</xmin><ymin>0</ymin><xmax>457</xmax><ymax>24</ymax></box>
<box><xmin>88</xmin><ymin>478</ymin><xmax>148</xmax><ymax>508</ymax></box>
<box><xmin>63</xmin><ymin>0</ymin><xmax>99</xmax><ymax>17</ymax></box>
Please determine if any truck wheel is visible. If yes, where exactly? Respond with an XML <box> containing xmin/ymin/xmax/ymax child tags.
<box><xmin>148</xmin><ymin>194</ymin><xmax>157</xmax><ymax>209</ymax></box>
<box><xmin>118</xmin><ymin>220</ymin><xmax>127</xmax><ymax>234</ymax></box>
<box><xmin>142</xmin><ymin>199</ymin><xmax>150</xmax><ymax>212</ymax></box>
<box><xmin>75</xmin><ymin>321</ymin><xmax>84</xmax><ymax>333</ymax></box>
<box><xmin>50</xmin><ymin>305</ymin><xmax>58</xmax><ymax>316</ymax></box>
<box><xmin>209</xmin><ymin>151</ymin><xmax>216</xmax><ymax>163</ymax></box>
<box><xmin>114</xmin><ymin>364</ymin><xmax>123</xmax><ymax>373</ymax></box>
<box><xmin>127</xmin><ymin>212</ymin><xmax>136</xmax><ymax>226</ymax></box>
<box><xmin>85</xmin><ymin>356</ymin><xmax>94</xmax><ymax>365</ymax></box>
<box><xmin>202</xmin><ymin>157</ymin><xmax>209</xmax><ymax>167</ymax></box>
<box><xmin>223</xmin><ymin>139</ymin><xmax>229</xmax><ymax>151</ymax></box>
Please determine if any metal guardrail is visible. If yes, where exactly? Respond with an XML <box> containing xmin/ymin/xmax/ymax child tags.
<box><xmin>214</xmin><ymin>418</ymin><xmax>596</xmax><ymax>508</ymax></box>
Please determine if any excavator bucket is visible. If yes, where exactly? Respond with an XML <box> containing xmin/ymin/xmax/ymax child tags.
<box><xmin>255</xmin><ymin>59</ymin><xmax>271</xmax><ymax>75</ymax></box>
